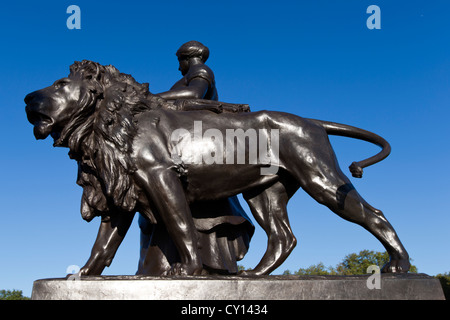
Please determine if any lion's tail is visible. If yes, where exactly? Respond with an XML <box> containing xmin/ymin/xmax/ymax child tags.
<box><xmin>308</xmin><ymin>119</ymin><xmax>391</xmax><ymax>178</ymax></box>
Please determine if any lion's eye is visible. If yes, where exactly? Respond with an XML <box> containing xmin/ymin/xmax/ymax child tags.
<box><xmin>54</xmin><ymin>79</ymin><xmax>69</xmax><ymax>89</ymax></box>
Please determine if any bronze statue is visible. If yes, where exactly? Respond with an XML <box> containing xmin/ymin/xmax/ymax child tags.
<box><xmin>139</xmin><ymin>41</ymin><xmax>254</xmax><ymax>275</ymax></box>
<box><xmin>25</xmin><ymin>59</ymin><xmax>410</xmax><ymax>276</ymax></box>
<box><xmin>157</xmin><ymin>41</ymin><xmax>250</xmax><ymax>113</ymax></box>
<box><xmin>158</xmin><ymin>40</ymin><xmax>218</xmax><ymax>101</ymax></box>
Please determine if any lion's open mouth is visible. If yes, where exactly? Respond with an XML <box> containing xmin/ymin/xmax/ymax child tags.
<box><xmin>25</xmin><ymin>105</ymin><xmax>54</xmax><ymax>140</ymax></box>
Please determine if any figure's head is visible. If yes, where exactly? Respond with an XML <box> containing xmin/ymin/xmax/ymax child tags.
<box><xmin>176</xmin><ymin>41</ymin><xmax>209</xmax><ymax>75</ymax></box>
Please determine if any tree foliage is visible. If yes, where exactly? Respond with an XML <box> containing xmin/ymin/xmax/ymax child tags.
<box><xmin>435</xmin><ymin>272</ymin><xmax>450</xmax><ymax>300</ymax></box>
<box><xmin>283</xmin><ymin>250</ymin><xmax>418</xmax><ymax>275</ymax></box>
<box><xmin>284</xmin><ymin>262</ymin><xmax>337</xmax><ymax>275</ymax></box>
<box><xmin>0</xmin><ymin>289</ymin><xmax>30</xmax><ymax>300</ymax></box>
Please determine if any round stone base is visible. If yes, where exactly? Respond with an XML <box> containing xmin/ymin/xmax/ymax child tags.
<box><xmin>31</xmin><ymin>273</ymin><xmax>445</xmax><ymax>300</ymax></box>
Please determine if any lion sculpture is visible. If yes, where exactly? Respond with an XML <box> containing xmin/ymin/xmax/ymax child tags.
<box><xmin>25</xmin><ymin>60</ymin><xmax>410</xmax><ymax>276</ymax></box>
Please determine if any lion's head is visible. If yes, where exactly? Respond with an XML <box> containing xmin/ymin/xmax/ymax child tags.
<box><xmin>25</xmin><ymin>60</ymin><xmax>166</xmax><ymax>221</ymax></box>
<box><xmin>25</xmin><ymin>60</ymin><xmax>160</xmax><ymax>144</ymax></box>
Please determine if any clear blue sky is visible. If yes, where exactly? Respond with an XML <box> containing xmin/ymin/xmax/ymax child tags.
<box><xmin>0</xmin><ymin>0</ymin><xmax>449</xmax><ymax>297</ymax></box>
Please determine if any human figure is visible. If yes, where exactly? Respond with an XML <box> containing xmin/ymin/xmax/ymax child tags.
<box><xmin>158</xmin><ymin>40</ymin><xmax>218</xmax><ymax>102</ymax></box>
<box><xmin>157</xmin><ymin>40</ymin><xmax>249</xmax><ymax>113</ymax></box>
<box><xmin>137</xmin><ymin>41</ymin><xmax>254</xmax><ymax>275</ymax></box>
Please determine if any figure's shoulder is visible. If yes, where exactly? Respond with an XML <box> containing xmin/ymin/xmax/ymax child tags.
<box><xmin>186</xmin><ymin>63</ymin><xmax>215</xmax><ymax>83</ymax></box>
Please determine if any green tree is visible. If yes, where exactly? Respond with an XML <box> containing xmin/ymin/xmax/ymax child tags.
<box><xmin>237</xmin><ymin>265</ymin><xmax>252</xmax><ymax>272</ymax></box>
<box><xmin>292</xmin><ymin>262</ymin><xmax>337</xmax><ymax>275</ymax></box>
<box><xmin>282</xmin><ymin>250</ymin><xmax>418</xmax><ymax>276</ymax></box>
<box><xmin>336</xmin><ymin>250</ymin><xmax>417</xmax><ymax>274</ymax></box>
<box><xmin>0</xmin><ymin>289</ymin><xmax>30</xmax><ymax>300</ymax></box>
<box><xmin>435</xmin><ymin>272</ymin><xmax>450</xmax><ymax>300</ymax></box>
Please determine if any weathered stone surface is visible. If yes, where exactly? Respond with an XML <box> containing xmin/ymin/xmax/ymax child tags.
<box><xmin>31</xmin><ymin>273</ymin><xmax>445</xmax><ymax>300</ymax></box>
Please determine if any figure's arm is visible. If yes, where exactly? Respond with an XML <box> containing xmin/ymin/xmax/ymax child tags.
<box><xmin>157</xmin><ymin>78</ymin><xmax>209</xmax><ymax>100</ymax></box>
<box><xmin>173</xmin><ymin>99</ymin><xmax>251</xmax><ymax>114</ymax></box>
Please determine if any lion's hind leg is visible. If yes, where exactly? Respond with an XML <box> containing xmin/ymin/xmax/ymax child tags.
<box><xmin>313</xmin><ymin>181</ymin><xmax>409</xmax><ymax>273</ymax></box>
<box><xmin>291</xmin><ymin>141</ymin><xmax>410</xmax><ymax>273</ymax></box>
<box><xmin>242</xmin><ymin>181</ymin><xmax>297</xmax><ymax>276</ymax></box>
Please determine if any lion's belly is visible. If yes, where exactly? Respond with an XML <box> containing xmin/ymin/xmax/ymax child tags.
<box><xmin>171</xmin><ymin>133</ymin><xmax>281</xmax><ymax>201</ymax></box>
<box><xmin>181</xmin><ymin>163</ymin><xmax>279</xmax><ymax>202</ymax></box>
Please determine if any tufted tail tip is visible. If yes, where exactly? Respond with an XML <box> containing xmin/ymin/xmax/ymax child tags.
<box><xmin>349</xmin><ymin>162</ymin><xmax>363</xmax><ymax>178</ymax></box>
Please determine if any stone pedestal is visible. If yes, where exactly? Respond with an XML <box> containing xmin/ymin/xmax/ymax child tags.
<box><xmin>31</xmin><ymin>273</ymin><xmax>445</xmax><ymax>300</ymax></box>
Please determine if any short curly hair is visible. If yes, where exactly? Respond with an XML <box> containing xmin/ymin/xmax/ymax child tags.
<box><xmin>176</xmin><ymin>40</ymin><xmax>210</xmax><ymax>63</ymax></box>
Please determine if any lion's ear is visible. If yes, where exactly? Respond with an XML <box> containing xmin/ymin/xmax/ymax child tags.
<box><xmin>70</xmin><ymin>60</ymin><xmax>102</xmax><ymax>81</ymax></box>
<box><xmin>84</xmin><ymin>62</ymin><xmax>101</xmax><ymax>81</ymax></box>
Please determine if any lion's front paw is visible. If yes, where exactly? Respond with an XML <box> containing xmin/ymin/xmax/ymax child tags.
<box><xmin>79</xmin><ymin>266</ymin><xmax>92</xmax><ymax>276</ymax></box>
<box><xmin>381</xmin><ymin>259</ymin><xmax>410</xmax><ymax>273</ymax></box>
<box><xmin>79</xmin><ymin>256</ymin><xmax>109</xmax><ymax>276</ymax></box>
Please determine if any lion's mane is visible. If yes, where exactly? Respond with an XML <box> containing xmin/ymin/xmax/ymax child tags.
<box><xmin>57</xmin><ymin>60</ymin><xmax>168</xmax><ymax>221</ymax></box>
